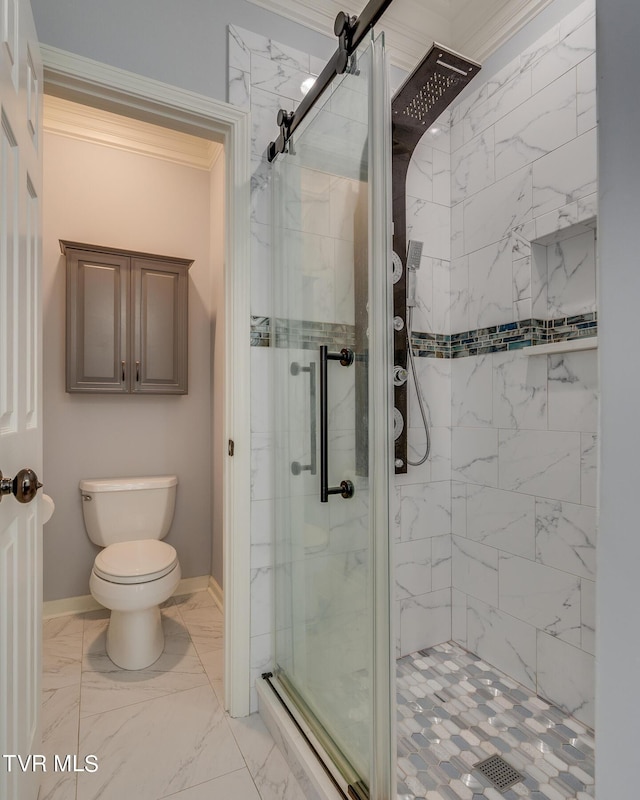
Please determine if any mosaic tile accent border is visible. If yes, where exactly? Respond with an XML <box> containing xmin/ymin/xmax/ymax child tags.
<box><xmin>397</xmin><ymin>642</ymin><xmax>595</xmax><ymax>800</ymax></box>
<box><xmin>251</xmin><ymin>313</ymin><xmax>597</xmax><ymax>358</ymax></box>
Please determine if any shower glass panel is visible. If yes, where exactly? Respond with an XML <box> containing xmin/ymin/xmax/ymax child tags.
<box><xmin>271</xmin><ymin>33</ymin><xmax>393</xmax><ymax>799</ymax></box>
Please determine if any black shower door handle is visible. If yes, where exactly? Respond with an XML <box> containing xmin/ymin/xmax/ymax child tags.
<box><xmin>319</xmin><ymin>345</ymin><xmax>355</xmax><ymax>502</ymax></box>
<box><xmin>290</xmin><ymin>360</ymin><xmax>317</xmax><ymax>476</ymax></box>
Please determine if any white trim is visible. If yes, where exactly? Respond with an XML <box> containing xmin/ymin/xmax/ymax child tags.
<box><xmin>42</xmin><ymin>575</ymin><xmax>212</xmax><ymax>619</ymax></box>
<box><xmin>208</xmin><ymin>575</ymin><xmax>224</xmax><ymax>612</ymax></box>
<box><xmin>43</xmin><ymin>94</ymin><xmax>223</xmax><ymax>170</ymax></box>
<box><xmin>40</xmin><ymin>45</ymin><xmax>252</xmax><ymax>718</ymax></box>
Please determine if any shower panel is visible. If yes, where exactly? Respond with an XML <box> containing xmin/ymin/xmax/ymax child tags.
<box><xmin>391</xmin><ymin>45</ymin><xmax>480</xmax><ymax>472</ymax></box>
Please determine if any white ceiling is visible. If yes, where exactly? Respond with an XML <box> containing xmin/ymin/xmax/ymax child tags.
<box><xmin>247</xmin><ymin>0</ymin><xmax>554</xmax><ymax>72</ymax></box>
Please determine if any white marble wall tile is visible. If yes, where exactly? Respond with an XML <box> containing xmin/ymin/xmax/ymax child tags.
<box><xmin>532</xmin><ymin>129</ymin><xmax>597</xmax><ymax>218</ymax></box>
<box><xmin>536</xmin><ymin>498</ymin><xmax>596</xmax><ymax>580</ymax></box>
<box><xmin>512</xmin><ymin>255</ymin><xmax>531</xmax><ymax>304</ymax></box>
<box><xmin>451</xmin><ymin>201</ymin><xmax>464</xmax><ymax>260</ymax></box>
<box><xmin>548</xmin><ymin>350</ymin><xmax>598</xmax><ymax>432</ymax></box>
<box><xmin>251</xmin><ymin>158</ymin><xmax>271</xmax><ymax>228</ymax></box>
<box><xmin>412</xmin><ymin>357</ymin><xmax>451</xmax><ymax>428</ymax></box>
<box><xmin>466</xmin><ymin>484</ymin><xmax>536</xmax><ymax>559</ymax></box>
<box><xmin>468</xmin><ymin>238</ymin><xmax>514</xmax><ymax>329</ymax></box>
<box><xmin>546</xmin><ymin>230</ymin><xmax>596</xmax><ymax>317</ymax></box>
<box><xmin>452</xmin><ymin>588</ymin><xmax>467</xmax><ymax>646</ymax></box>
<box><xmin>251</xmin><ymin>87</ymin><xmax>296</xmax><ymax>159</ymax></box>
<box><xmin>520</xmin><ymin>26</ymin><xmax>560</xmax><ymax>74</ymax></box>
<box><xmin>229</xmin><ymin>68</ymin><xmax>251</xmax><ymax>109</ymax></box>
<box><xmin>399</xmin><ymin>588</ymin><xmax>452</xmax><ymax>656</ymax></box>
<box><xmin>487</xmin><ymin>56</ymin><xmax>523</xmax><ymax>98</ymax></box>
<box><xmin>267</xmin><ymin>40</ymin><xmax>312</xmax><ymax>73</ymax></box>
<box><xmin>309</xmin><ymin>55</ymin><xmax>326</xmax><ymax>77</ymax></box>
<box><xmin>433</xmin><ymin>149</ymin><xmax>450</xmax><ymax>207</ymax></box>
<box><xmin>466</xmin><ymin>596</ymin><xmax>537</xmax><ymax>690</ymax></box>
<box><xmin>499</xmin><ymin>554</ymin><xmax>581</xmax><ymax>645</ymax></box>
<box><xmin>229</xmin><ymin>26</ymin><xmax>270</xmax><ymax>63</ymax></box>
<box><xmin>577</xmin><ymin>53</ymin><xmax>597</xmax><ymax>135</ymax></box>
<box><xmin>400</xmin><ymin>481</ymin><xmax>451</xmax><ymax>541</ymax></box>
<box><xmin>406</xmin><ymin>196</ymin><xmax>450</xmax><ymax>261</ymax></box>
<box><xmin>452</xmin><ymin>354</ymin><xmax>493</xmax><ymax>427</ymax></box>
<box><xmin>251</xmin><ymin>222</ymin><xmax>271</xmax><ymax>316</ymax></box>
<box><xmin>451</xmin><ymin>128</ymin><xmax>495</xmax><ymax>205</ymax></box>
<box><xmin>531</xmin><ymin>17</ymin><xmax>595</xmax><ymax>94</ymax></box>
<box><xmin>250</xmin><ymin>566</ymin><xmax>273</xmax><ymax>638</ymax></box>
<box><xmin>228</xmin><ymin>26</ymin><xmax>252</xmax><ymax>73</ymax></box>
<box><xmin>536</xmin><ymin>632</ymin><xmax>594</xmax><ymax>727</ymax></box>
<box><xmin>432</xmin><ymin>534</ymin><xmax>452</xmax><ymax>591</ymax></box>
<box><xmin>558</xmin><ymin>0</ymin><xmax>595</xmax><ymax>39</ymax></box>
<box><xmin>397</xmin><ymin>428</ymin><xmax>432</xmax><ymax>487</ymax></box>
<box><xmin>498</xmin><ymin>429</ymin><xmax>581</xmax><ymax>502</ymax></box>
<box><xmin>432</xmin><ymin>258</ymin><xmax>451</xmax><ymax>333</ymax></box>
<box><xmin>464</xmin><ymin>167</ymin><xmax>532</xmax><ymax>255</ymax></box>
<box><xmin>429</xmin><ymin>426</ymin><xmax>452</xmax><ymax>483</ymax></box>
<box><xmin>454</xmin><ymin>84</ymin><xmax>487</xmax><ymax>145</ymax></box>
<box><xmin>396</xmin><ymin>538</ymin><xmax>432</xmax><ymax>600</ymax></box>
<box><xmin>580</xmin><ymin>433</ymin><xmax>597</xmax><ymax>507</ymax></box>
<box><xmin>495</xmin><ymin>70</ymin><xmax>577</xmax><ymax>179</ymax></box>
<box><xmin>451</xmin><ymin>482</ymin><xmax>467</xmax><ymax>537</ymax></box>
<box><xmin>464</xmin><ymin>69</ymin><xmax>531</xmax><ymax>144</ymax></box>
<box><xmin>449</xmin><ymin>255</ymin><xmax>469</xmax><ymax>333</ymax></box>
<box><xmin>514</xmin><ymin>299</ymin><xmax>532</xmax><ymax>321</ymax></box>
<box><xmin>406</xmin><ymin>142</ymin><xmax>433</xmax><ymax>201</ymax></box>
<box><xmin>577</xmin><ymin>191</ymin><xmax>598</xmax><ymax>224</ymax></box>
<box><xmin>251</xmin><ymin>499</ymin><xmax>275</xmax><ymax>570</ymax></box>
<box><xmin>534</xmin><ymin>201</ymin><xmax>579</xmax><ymax>243</ymax></box>
<box><xmin>424</xmin><ymin>112</ymin><xmax>451</xmax><ymax>154</ymax></box>
<box><xmin>251</xmin><ymin>52</ymin><xmax>308</xmax><ymax>103</ymax></box>
<box><xmin>452</xmin><ymin>535</ymin><xmax>499</xmax><ymax>606</ymax></box>
<box><xmin>451</xmin><ymin>427</ymin><xmax>499</xmax><ymax>487</ymax></box>
<box><xmin>581</xmin><ymin>578</ymin><xmax>595</xmax><ymax>655</ymax></box>
<box><xmin>492</xmin><ymin>350</ymin><xmax>547</xmax><ymax>430</ymax></box>
<box><xmin>251</xmin><ymin>432</ymin><xmax>275</xmax><ymax>501</ymax></box>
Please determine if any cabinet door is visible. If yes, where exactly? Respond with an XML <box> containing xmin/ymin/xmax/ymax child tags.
<box><xmin>66</xmin><ymin>249</ymin><xmax>129</xmax><ymax>392</ymax></box>
<box><xmin>131</xmin><ymin>258</ymin><xmax>188</xmax><ymax>394</ymax></box>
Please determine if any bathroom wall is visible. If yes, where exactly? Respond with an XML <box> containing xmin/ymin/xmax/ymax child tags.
<box><xmin>445</xmin><ymin>0</ymin><xmax>597</xmax><ymax>728</ymax></box>
<box><xmin>42</xmin><ymin>125</ymin><xmax>223</xmax><ymax>601</ymax></box>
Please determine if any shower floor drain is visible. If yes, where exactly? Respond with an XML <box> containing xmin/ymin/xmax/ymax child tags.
<box><xmin>473</xmin><ymin>754</ymin><xmax>525</xmax><ymax>792</ymax></box>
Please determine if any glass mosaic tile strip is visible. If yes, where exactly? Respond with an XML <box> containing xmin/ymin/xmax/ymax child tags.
<box><xmin>251</xmin><ymin>313</ymin><xmax>597</xmax><ymax>359</ymax></box>
<box><xmin>397</xmin><ymin>642</ymin><xmax>595</xmax><ymax>800</ymax></box>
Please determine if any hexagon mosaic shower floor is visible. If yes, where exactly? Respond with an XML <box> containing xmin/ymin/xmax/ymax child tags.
<box><xmin>397</xmin><ymin>643</ymin><xmax>595</xmax><ymax>800</ymax></box>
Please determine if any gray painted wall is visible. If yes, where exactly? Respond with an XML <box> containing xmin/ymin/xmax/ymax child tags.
<box><xmin>42</xmin><ymin>130</ymin><xmax>221</xmax><ymax>601</ymax></box>
<box><xmin>30</xmin><ymin>0</ymin><xmax>335</xmax><ymax>103</ymax></box>
<box><xmin>596</xmin><ymin>1</ymin><xmax>640</xmax><ymax>795</ymax></box>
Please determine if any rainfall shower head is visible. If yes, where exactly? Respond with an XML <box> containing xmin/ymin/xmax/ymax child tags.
<box><xmin>392</xmin><ymin>42</ymin><xmax>480</xmax><ymax>155</ymax></box>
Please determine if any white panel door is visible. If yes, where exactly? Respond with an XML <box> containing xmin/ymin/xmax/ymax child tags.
<box><xmin>0</xmin><ymin>0</ymin><xmax>43</xmax><ymax>799</ymax></box>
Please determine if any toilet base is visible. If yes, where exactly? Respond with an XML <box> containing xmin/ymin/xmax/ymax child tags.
<box><xmin>106</xmin><ymin>606</ymin><xmax>164</xmax><ymax>670</ymax></box>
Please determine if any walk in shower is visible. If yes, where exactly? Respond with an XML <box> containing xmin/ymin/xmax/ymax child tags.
<box><xmin>259</xmin><ymin>0</ymin><xmax>598</xmax><ymax>798</ymax></box>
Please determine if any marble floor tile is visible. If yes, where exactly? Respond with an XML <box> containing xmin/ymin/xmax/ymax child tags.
<box><xmin>39</xmin><ymin>591</ymin><xmax>304</xmax><ymax>800</ymax></box>
<box><xmin>159</xmin><ymin>767</ymin><xmax>262</xmax><ymax>799</ymax></box>
<box><xmin>76</xmin><ymin>685</ymin><xmax>244</xmax><ymax>800</ymax></box>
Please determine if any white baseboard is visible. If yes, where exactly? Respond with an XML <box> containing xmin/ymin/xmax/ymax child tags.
<box><xmin>208</xmin><ymin>575</ymin><xmax>223</xmax><ymax>612</ymax></box>
<box><xmin>43</xmin><ymin>575</ymin><xmax>213</xmax><ymax>619</ymax></box>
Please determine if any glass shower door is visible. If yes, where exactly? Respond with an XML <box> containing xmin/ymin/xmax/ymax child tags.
<box><xmin>271</xmin><ymin>33</ymin><xmax>393</xmax><ymax>799</ymax></box>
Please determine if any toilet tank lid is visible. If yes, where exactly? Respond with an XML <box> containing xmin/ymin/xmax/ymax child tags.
<box><xmin>79</xmin><ymin>475</ymin><xmax>178</xmax><ymax>493</ymax></box>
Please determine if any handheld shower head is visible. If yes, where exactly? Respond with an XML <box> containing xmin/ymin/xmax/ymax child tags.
<box><xmin>406</xmin><ymin>240</ymin><xmax>423</xmax><ymax>270</ymax></box>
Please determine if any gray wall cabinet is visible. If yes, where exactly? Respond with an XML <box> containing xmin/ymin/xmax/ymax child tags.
<box><xmin>62</xmin><ymin>241</ymin><xmax>192</xmax><ymax>394</ymax></box>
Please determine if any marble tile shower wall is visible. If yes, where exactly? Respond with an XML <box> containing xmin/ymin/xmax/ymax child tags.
<box><xmin>447</xmin><ymin>0</ymin><xmax>597</xmax><ymax>729</ymax></box>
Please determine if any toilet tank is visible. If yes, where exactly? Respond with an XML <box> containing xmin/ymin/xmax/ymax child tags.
<box><xmin>79</xmin><ymin>476</ymin><xmax>177</xmax><ymax>546</ymax></box>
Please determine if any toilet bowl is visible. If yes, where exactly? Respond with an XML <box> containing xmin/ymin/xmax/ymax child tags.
<box><xmin>80</xmin><ymin>475</ymin><xmax>180</xmax><ymax>670</ymax></box>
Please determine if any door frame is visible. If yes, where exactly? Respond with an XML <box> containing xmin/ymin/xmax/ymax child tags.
<box><xmin>40</xmin><ymin>45</ymin><xmax>252</xmax><ymax>717</ymax></box>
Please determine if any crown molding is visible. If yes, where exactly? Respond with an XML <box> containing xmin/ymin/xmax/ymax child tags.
<box><xmin>43</xmin><ymin>93</ymin><xmax>223</xmax><ymax>170</ymax></box>
<box><xmin>246</xmin><ymin>0</ymin><xmax>558</xmax><ymax>71</ymax></box>
<box><xmin>245</xmin><ymin>0</ymin><xmax>451</xmax><ymax>73</ymax></box>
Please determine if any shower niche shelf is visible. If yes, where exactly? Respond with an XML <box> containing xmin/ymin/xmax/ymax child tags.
<box><xmin>523</xmin><ymin>336</ymin><xmax>598</xmax><ymax>356</ymax></box>
<box><xmin>62</xmin><ymin>240</ymin><xmax>192</xmax><ymax>394</ymax></box>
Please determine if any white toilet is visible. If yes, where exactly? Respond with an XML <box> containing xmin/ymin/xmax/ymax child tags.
<box><xmin>79</xmin><ymin>475</ymin><xmax>181</xmax><ymax>670</ymax></box>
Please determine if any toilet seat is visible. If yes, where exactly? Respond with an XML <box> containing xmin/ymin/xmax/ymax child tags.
<box><xmin>93</xmin><ymin>540</ymin><xmax>178</xmax><ymax>585</ymax></box>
